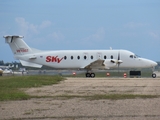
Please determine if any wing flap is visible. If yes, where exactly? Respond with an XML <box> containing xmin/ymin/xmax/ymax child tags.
<box><xmin>84</xmin><ymin>59</ymin><xmax>105</xmax><ymax>69</ymax></box>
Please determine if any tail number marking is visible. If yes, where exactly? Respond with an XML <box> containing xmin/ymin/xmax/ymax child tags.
<box><xmin>17</xmin><ymin>49</ymin><xmax>28</xmax><ymax>53</ymax></box>
<box><xmin>46</xmin><ymin>56</ymin><xmax>63</xmax><ymax>63</ymax></box>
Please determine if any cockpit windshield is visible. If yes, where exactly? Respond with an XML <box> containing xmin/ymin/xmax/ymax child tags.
<box><xmin>130</xmin><ymin>54</ymin><xmax>139</xmax><ymax>59</ymax></box>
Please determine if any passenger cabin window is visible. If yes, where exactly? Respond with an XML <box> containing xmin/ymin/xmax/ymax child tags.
<box><xmin>77</xmin><ymin>56</ymin><xmax>80</xmax><ymax>60</ymax></box>
<box><xmin>84</xmin><ymin>55</ymin><xmax>87</xmax><ymax>60</ymax></box>
<box><xmin>111</xmin><ymin>55</ymin><xmax>113</xmax><ymax>59</ymax></box>
<box><xmin>91</xmin><ymin>55</ymin><xmax>93</xmax><ymax>59</ymax></box>
<box><xmin>104</xmin><ymin>55</ymin><xmax>107</xmax><ymax>59</ymax></box>
<box><xmin>64</xmin><ymin>56</ymin><xmax>67</xmax><ymax>60</ymax></box>
<box><xmin>71</xmin><ymin>56</ymin><xmax>73</xmax><ymax>60</ymax></box>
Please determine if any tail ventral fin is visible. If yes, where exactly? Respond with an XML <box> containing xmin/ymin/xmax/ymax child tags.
<box><xmin>20</xmin><ymin>60</ymin><xmax>42</xmax><ymax>68</ymax></box>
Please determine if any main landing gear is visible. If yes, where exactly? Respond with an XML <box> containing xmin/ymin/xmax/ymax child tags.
<box><xmin>85</xmin><ymin>72</ymin><xmax>95</xmax><ymax>78</ymax></box>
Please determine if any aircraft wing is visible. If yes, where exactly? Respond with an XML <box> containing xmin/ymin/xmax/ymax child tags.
<box><xmin>84</xmin><ymin>59</ymin><xmax>105</xmax><ymax>69</ymax></box>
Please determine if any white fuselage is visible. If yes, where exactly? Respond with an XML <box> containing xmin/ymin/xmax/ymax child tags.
<box><xmin>15</xmin><ymin>49</ymin><xmax>157</xmax><ymax>69</ymax></box>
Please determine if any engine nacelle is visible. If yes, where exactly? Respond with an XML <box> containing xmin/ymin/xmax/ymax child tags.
<box><xmin>103</xmin><ymin>59</ymin><xmax>117</xmax><ymax>69</ymax></box>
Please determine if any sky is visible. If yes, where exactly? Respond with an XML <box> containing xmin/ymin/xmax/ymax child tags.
<box><xmin>0</xmin><ymin>0</ymin><xmax>160</xmax><ymax>62</ymax></box>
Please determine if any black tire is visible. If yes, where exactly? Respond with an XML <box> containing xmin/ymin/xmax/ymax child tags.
<box><xmin>152</xmin><ymin>73</ymin><xmax>156</xmax><ymax>78</ymax></box>
<box><xmin>86</xmin><ymin>73</ymin><xmax>91</xmax><ymax>77</ymax></box>
<box><xmin>90</xmin><ymin>73</ymin><xmax>95</xmax><ymax>78</ymax></box>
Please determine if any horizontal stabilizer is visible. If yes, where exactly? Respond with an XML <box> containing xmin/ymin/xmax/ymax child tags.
<box><xmin>4</xmin><ymin>35</ymin><xmax>33</xmax><ymax>55</ymax></box>
<box><xmin>4</xmin><ymin>35</ymin><xmax>24</xmax><ymax>43</ymax></box>
<box><xmin>20</xmin><ymin>60</ymin><xmax>42</xmax><ymax>68</ymax></box>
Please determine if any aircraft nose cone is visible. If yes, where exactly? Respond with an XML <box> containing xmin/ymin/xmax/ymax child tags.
<box><xmin>141</xmin><ymin>58</ymin><xmax>157</xmax><ymax>68</ymax></box>
<box><xmin>151</xmin><ymin>61</ymin><xmax>157</xmax><ymax>67</ymax></box>
<box><xmin>148</xmin><ymin>60</ymin><xmax>157</xmax><ymax>67</ymax></box>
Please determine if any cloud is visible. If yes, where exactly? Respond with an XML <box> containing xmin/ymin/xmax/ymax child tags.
<box><xmin>15</xmin><ymin>17</ymin><xmax>31</xmax><ymax>35</ymax></box>
<box><xmin>29</xmin><ymin>24</ymin><xmax>38</xmax><ymax>33</ymax></box>
<box><xmin>124</xmin><ymin>22</ymin><xmax>147</xmax><ymax>29</ymax></box>
<box><xmin>149</xmin><ymin>31</ymin><xmax>160</xmax><ymax>40</ymax></box>
<box><xmin>82</xmin><ymin>27</ymin><xmax>105</xmax><ymax>41</ymax></box>
<box><xmin>15</xmin><ymin>17</ymin><xmax>52</xmax><ymax>36</ymax></box>
<box><xmin>121</xmin><ymin>32</ymin><xmax>137</xmax><ymax>37</ymax></box>
<box><xmin>49</xmin><ymin>31</ymin><xmax>64</xmax><ymax>41</ymax></box>
<box><xmin>39</xmin><ymin>20</ymin><xmax>52</xmax><ymax>29</ymax></box>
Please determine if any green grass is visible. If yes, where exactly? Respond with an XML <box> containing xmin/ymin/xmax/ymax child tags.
<box><xmin>87</xmin><ymin>94</ymin><xmax>159</xmax><ymax>100</ymax></box>
<box><xmin>31</xmin><ymin>94</ymin><xmax>159</xmax><ymax>100</ymax></box>
<box><xmin>0</xmin><ymin>75</ymin><xmax>64</xmax><ymax>101</ymax></box>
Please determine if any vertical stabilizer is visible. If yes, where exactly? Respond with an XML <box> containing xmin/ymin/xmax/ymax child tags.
<box><xmin>4</xmin><ymin>35</ymin><xmax>32</xmax><ymax>55</ymax></box>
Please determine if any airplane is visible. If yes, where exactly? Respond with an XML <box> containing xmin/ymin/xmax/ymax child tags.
<box><xmin>3</xmin><ymin>35</ymin><xmax>158</xmax><ymax>78</ymax></box>
<box><xmin>2</xmin><ymin>68</ymin><xmax>13</xmax><ymax>74</ymax></box>
<box><xmin>0</xmin><ymin>64</ymin><xmax>14</xmax><ymax>74</ymax></box>
<box><xmin>0</xmin><ymin>64</ymin><xmax>14</xmax><ymax>69</ymax></box>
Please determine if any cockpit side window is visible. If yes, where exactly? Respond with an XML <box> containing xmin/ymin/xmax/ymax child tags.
<box><xmin>130</xmin><ymin>54</ymin><xmax>138</xmax><ymax>59</ymax></box>
<box><xmin>130</xmin><ymin>55</ymin><xmax>133</xmax><ymax>58</ymax></box>
<box><xmin>134</xmin><ymin>54</ymin><xmax>140</xmax><ymax>58</ymax></box>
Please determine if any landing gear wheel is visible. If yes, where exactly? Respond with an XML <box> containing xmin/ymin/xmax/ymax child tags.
<box><xmin>85</xmin><ymin>73</ymin><xmax>95</xmax><ymax>78</ymax></box>
<box><xmin>152</xmin><ymin>73</ymin><xmax>156</xmax><ymax>78</ymax></box>
<box><xmin>90</xmin><ymin>73</ymin><xmax>95</xmax><ymax>78</ymax></box>
<box><xmin>86</xmin><ymin>73</ymin><xmax>91</xmax><ymax>77</ymax></box>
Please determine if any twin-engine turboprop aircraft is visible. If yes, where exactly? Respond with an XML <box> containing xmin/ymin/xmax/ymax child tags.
<box><xmin>3</xmin><ymin>35</ymin><xmax>157</xmax><ymax>78</ymax></box>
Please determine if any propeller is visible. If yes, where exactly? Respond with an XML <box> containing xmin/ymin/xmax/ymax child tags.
<box><xmin>111</xmin><ymin>52</ymin><xmax>123</xmax><ymax>72</ymax></box>
<box><xmin>117</xmin><ymin>52</ymin><xmax>123</xmax><ymax>67</ymax></box>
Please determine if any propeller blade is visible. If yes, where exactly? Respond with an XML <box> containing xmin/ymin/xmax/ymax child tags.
<box><xmin>117</xmin><ymin>51</ymin><xmax>120</xmax><ymax>73</ymax></box>
<box><xmin>118</xmin><ymin>51</ymin><xmax>120</xmax><ymax>60</ymax></box>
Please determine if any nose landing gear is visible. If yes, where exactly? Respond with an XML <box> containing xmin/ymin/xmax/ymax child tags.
<box><xmin>151</xmin><ymin>66</ymin><xmax>157</xmax><ymax>78</ymax></box>
<box><xmin>152</xmin><ymin>73</ymin><xmax>156</xmax><ymax>78</ymax></box>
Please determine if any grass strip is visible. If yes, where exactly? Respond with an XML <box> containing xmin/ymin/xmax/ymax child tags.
<box><xmin>87</xmin><ymin>94</ymin><xmax>159</xmax><ymax>100</ymax></box>
<box><xmin>30</xmin><ymin>94</ymin><xmax>159</xmax><ymax>100</ymax></box>
<box><xmin>0</xmin><ymin>75</ymin><xmax>64</xmax><ymax>101</ymax></box>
